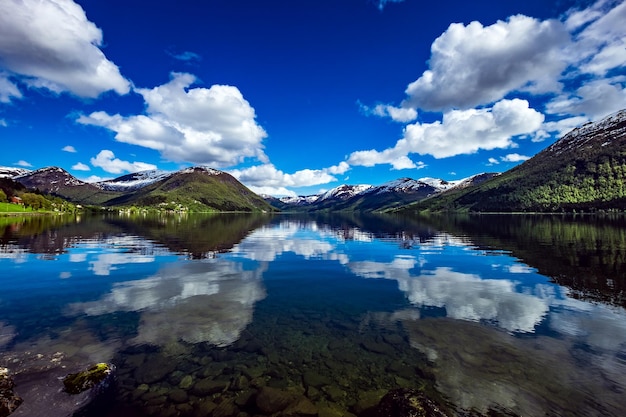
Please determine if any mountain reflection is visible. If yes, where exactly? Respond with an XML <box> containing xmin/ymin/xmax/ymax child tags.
<box><xmin>415</xmin><ymin>214</ymin><xmax>626</xmax><ymax>307</ymax></box>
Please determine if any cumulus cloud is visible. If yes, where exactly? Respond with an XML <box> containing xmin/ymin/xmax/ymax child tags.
<box><xmin>78</xmin><ymin>73</ymin><xmax>268</xmax><ymax>167</ymax></box>
<box><xmin>71</xmin><ymin>162</ymin><xmax>90</xmax><ymax>171</ymax></box>
<box><xmin>229</xmin><ymin>161</ymin><xmax>351</xmax><ymax>195</ymax></box>
<box><xmin>0</xmin><ymin>0</ymin><xmax>130</xmax><ymax>98</ymax></box>
<box><xmin>501</xmin><ymin>153</ymin><xmax>530</xmax><ymax>162</ymax></box>
<box><xmin>349</xmin><ymin>99</ymin><xmax>544</xmax><ymax>165</ymax></box>
<box><xmin>62</xmin><ymin>145</ymin><xmax>77</xmax><ymax>153</ymax></box>
<box><xmin>402</xmin><ymin>15</ymin><xmax>569</xmax><ymax>111</ymax></box>
<box><xmin>90</xmin><ymin>150</ymin><xmax>156</xmax><ymax>174</ymax></box>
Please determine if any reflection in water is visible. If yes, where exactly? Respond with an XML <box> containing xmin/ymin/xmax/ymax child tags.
<box><xmin>351</xmin><ymin>260</ymin><xmax>550</xmax><ymax>333</ymax></box>
<box><xmin>68</xmin><ymin>261</ymin><xmax>267</xmax><ymax>347</ymax></box>
<box><xmin>1</xmin><ymin>213</ymin><xmax>626</xmax><ymax>416</ymax></box>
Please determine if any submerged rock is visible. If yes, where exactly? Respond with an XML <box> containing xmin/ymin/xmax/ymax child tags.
<box><xmin>62</xmin><ymin>363</ymin><xmax>115</xmax><ymax>395</ymax></box>
<box><xmin>0</xmin><ymin>368</ymin><xmax>23</xmax><ymax>417</ymax></box>
<box><xmin>372</xmin><ymin>388</ymin><xmax>449</xmax><ymax>417</ymax></box>
<box><xmin>9</xmin><ymin>362</ymin><xmax>116</xmax><ymax>417</ymax></box>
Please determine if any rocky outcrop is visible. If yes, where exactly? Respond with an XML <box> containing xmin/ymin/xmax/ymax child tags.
<box><xmin>0</xmin><ymin>368</ymin><xmax>22</xmax><ymax>417</ymax></box>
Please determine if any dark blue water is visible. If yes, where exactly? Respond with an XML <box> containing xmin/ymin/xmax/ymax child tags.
<box><xmin>1</xmin><ymin>213</ymin><xmax>626</xmax><ymax>416</ymax></box>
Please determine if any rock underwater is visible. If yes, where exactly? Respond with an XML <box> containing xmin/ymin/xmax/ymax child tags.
<box><xmin>9</xmin><ymin>361</ymin><xmax>116</xmax><ymax>417</ymax></box>
<box><xmin>369</xmin><ymin>388</ymin><xmax>449</xmax><ymax>417</ymax></box>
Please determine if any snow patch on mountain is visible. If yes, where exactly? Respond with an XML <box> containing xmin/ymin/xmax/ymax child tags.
<box><xmin>317</xmin><ymin>184</ymin><xmax>372</xmax><ymax>201</ymax></box>
<box><xmin>98</xmin><ymin>170</ymin><xmax>172</xmax><ymax>191</ymax></box>
<box><xmin>548</xmin><ymin>109</ymin><xmax>626</xmax><ymax>156</ymax></box>
<box><xmin>367</xmin><ymin>178</ymin><xmax>436</xmax><ymax>195</ymax></box>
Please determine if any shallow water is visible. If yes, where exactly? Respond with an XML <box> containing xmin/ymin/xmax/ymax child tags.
<box><xmin>1</xmin><ymin>212</ymin><xmax>626</xmax><ymax>416</ymax></box>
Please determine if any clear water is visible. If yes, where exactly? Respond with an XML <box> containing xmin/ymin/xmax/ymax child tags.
<box><xmin>1</xmin><ymin>213</ymin><xmax>626</xmax><ymax>416</ymax></box>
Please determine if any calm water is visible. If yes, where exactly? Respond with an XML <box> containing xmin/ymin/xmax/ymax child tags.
<box><xmin>1</xmin><ymin>213</ymin><xmax>626</xmax><ymax>416</ymax></box>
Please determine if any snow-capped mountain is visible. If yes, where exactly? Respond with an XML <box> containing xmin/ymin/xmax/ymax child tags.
<box><xmin>276</xmin><ymin>184</ymin><xmax>373</xmax><ymax>207</ymax></box>
<box><xmin>16</xmin><ymin>167</ymin><xmax>87</xmax><ymax>192</ymax></box>
<box><xmin>547</xmin><ymin>109</ymin><xmax>626</xmax><ymax>157</ymax></box>
<box><xmin>317</xmin><ymin>184</ymin><xmax>372</xmax><ymax>201</ymax></box>
<box><xmin>97</xmin><ymin>169</ymin><xmax>173</xmax><ymax>191</ymax></box>
<box><xmin>364</xmin><ymin>178</ymin><xmax>439</xmax><ymax>195</ymax></box>
<box><xmin>0</xmin><ymin>166</ymin><xmax>31</xmax><ymax>178</ymax></box>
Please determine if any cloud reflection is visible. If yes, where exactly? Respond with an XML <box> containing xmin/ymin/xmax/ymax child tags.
<box><xmin>68</xmin><ymin>261</ymin><xmax>266</xmax><ymax>347</ymax></box>
<box><xmin>349</xmin><ymin>257</ymin><xmax>549</xmax><ymax>333</ymax></box>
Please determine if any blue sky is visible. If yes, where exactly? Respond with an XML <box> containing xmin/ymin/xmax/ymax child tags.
<box><xmin>1</xmin><ymin>0</ymin><xmax>625</xmax><ymax>196</ymax></box>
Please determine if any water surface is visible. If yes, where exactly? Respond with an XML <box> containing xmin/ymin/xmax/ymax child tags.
<box><xmin>1</xmin><ymin>213</ymin><xmax>625</xmax><ymax>416</ymax></box>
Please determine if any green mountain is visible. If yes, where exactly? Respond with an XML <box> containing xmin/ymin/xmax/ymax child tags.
<box><xmin>15</xmin><ymin>166</ymin><xmax>273</xmax><ymax>212</ymax></box>
<box><xmin>396</xmin><ymin>109</ymin><xmax>626</xmax><ymax>213</ymax></box>
<box><xmin>104</xmin><ymin>167</ymin><xmax>273</xmax><ymax>212</ymax></box>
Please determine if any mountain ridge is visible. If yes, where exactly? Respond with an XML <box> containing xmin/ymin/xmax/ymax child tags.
<box><xmin>12</xmin><ymin>166</ymin><xmax>273</xmax><ymax>212</ymax></box>
<box><xmin>397</xmin><ymin>109</ymin><xmax>626</xmax><ymax>213</ymax></box>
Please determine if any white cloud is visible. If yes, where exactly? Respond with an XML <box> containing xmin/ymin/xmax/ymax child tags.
<box><xmin>0</xmin><ymin>0</ymin><xmax>130</xmax><ymax>98</ymax></box>
<box><xmin>566</xmin><ymin>0</ymin><xmax>626</xmax><ymax>76</ymax></box>
<box><xmin>501</xmin><ymin>153</ymin><xmax>530</xmax><ymax>163</ymax></box>
<box><xmin>81</xmin><ymin>175</ymin><xmax>112</xmax><ymax>183</ymax></box>
<box><xmin>90</xmin><ymin>150</ymin><xmax>156</xmax><ymax>174</ymax></box>
<box><xmin>532</xmin><ymin>115</ymin><xmax>590</xmax><ymax>142</ymax></box>
<box><xmin>361</xmin><ymin>102</ymin><xmax>418</xmax><ymax>122</ymax></box>
<box><xmin>230</xmin><ymin>162</ymin><xmax>349</xmax><ymax>195</ymax></box>
<box><xmin>15</xmin><ymin>160</ymin><xmax>32</xmax><ymax>167</ymax></box>
<box><xmin>0</xmin><ymin>72</ymin><xmax>22</xmax><ymax>103</ymax></box>
<box><xmin>62</xmin><ymin>145</ymin><xmax>77</xmax><ymax>153</ymax></box>
<box><xmin>403</xmin><ymin>15</ymin><xmax>569</xmax><ymax>111</ymax></box>
<box><xmin>71</xmin><ymin>162</ymin><xmax>90</xmax><ymax>171</ymax></box>
<box><xmin>0</xmin><ymin>119</ymin><xmax>7</xmax><ymax>127</ymax></box>
<box><xmin>349</xmin><ymin>99</ymin><xmax>544</xmax><ymax>164</ymax></box>
<box><xmin>487</xmin><ymin>158</ymin><xmax>499</xmax><ymax>165</ymax></box>
<box><xmin>78</xmin><ymin>73</ymin><xmax>268</xmax><ymax>167</ymax></box>
<box><xmin>546</xmin><ymin>78</ymin><xmax>626</xmax><ymax>119</ymax></box>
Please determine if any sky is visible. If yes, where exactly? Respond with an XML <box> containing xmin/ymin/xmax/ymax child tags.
<box><xmin>0</xmin><ymin>0</ymin><xmax>625</xmax><ymax>197</ymax></box>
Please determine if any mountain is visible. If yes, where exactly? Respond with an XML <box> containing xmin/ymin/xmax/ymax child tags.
<box><xmin>267</xmin><ymin>175</ymin><xmax>497</xmax><ymax>212</ymax></box>
<box><xmin>0</xmin><ymin>166</ymin><xmax>30</xmax><ymax>178</ymax></box>
<box><xmin>397</xmin><ymin>109</ymin><xmax>626</xmax><ymax>213</ymax></box>
<box><xmin>265</xmin><ymin>184</ymin><xmax>372</xmax><ymax>211</ymax></box>
<box><xmin>15</xmin><ymin>166</ymin><xmax>273</xmax><ymax>212</ymax></box>
<box><xmin>104</xmin><ymin>166</ymin><xmax>273</xmax><ymax>212</ymax></box>
<box><xmin>332</xmin><ymin>178</ymin><xmax>443</xmax><ymax>211</ymax></box>
<box><xmin>15</xmin><ymin>167</ymin><xmax>120</xmax><ymax>205</ymax></box>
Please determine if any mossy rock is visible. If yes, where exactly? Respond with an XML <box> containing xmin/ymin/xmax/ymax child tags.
<box><xmin>62</xmin><ymin>363</ymin><xmax>115</xmax><ymax>395</ymax></box>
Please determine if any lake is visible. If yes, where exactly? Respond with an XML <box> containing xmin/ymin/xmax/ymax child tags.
<box><xmin>1</xmin><ymin>212</ymin><xmax>626</xmax><ymax>416</ymax></box>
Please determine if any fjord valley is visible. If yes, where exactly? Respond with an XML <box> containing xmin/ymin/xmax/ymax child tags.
<box><xmin>3</xmin><ymin>110</ymin><xmax>626</xmax><ymax>215</ymax></box>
